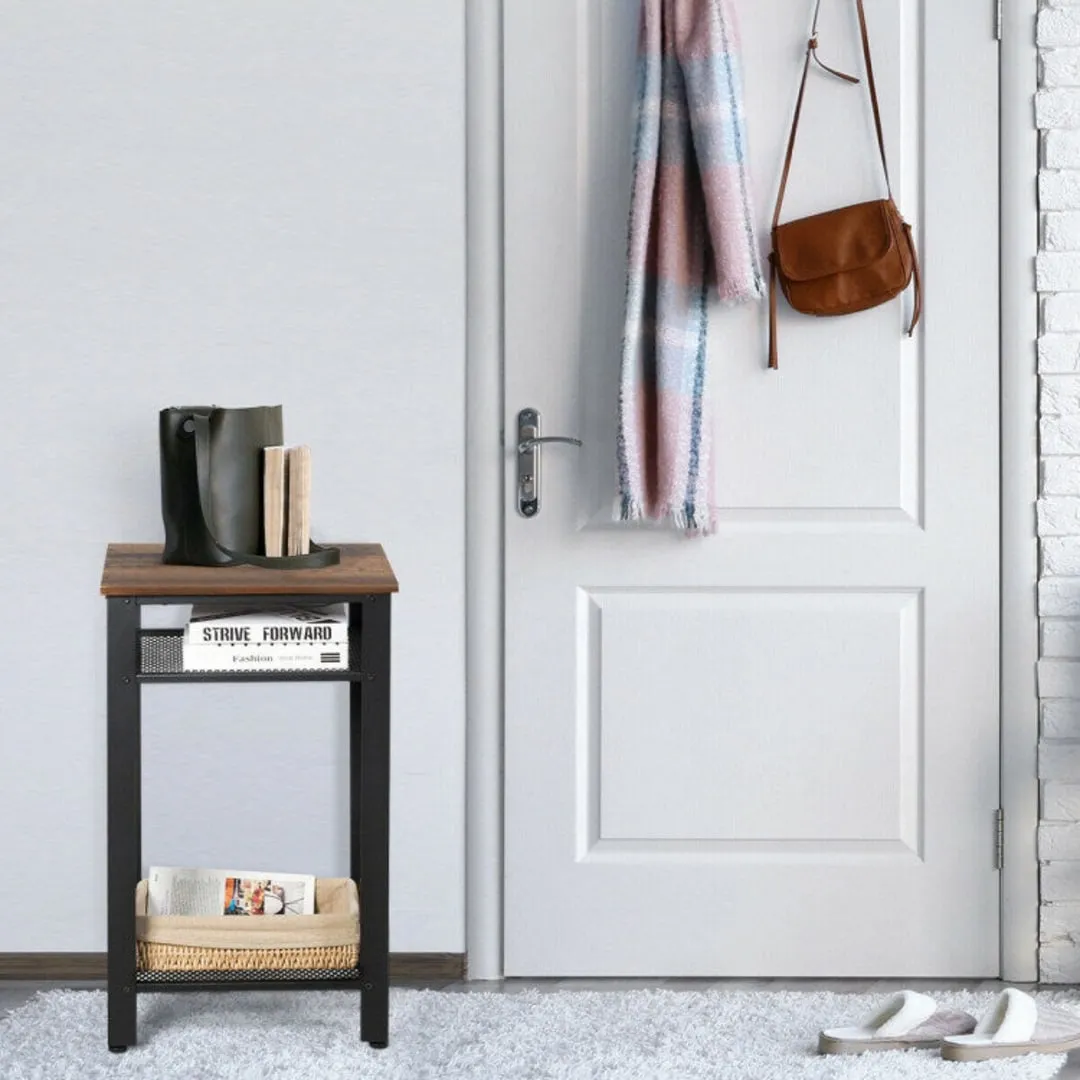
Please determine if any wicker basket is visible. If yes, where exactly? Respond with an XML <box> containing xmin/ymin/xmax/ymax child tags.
<box><xmin>135</xmin><ymin>877</ymin><xmax>359</xmax><ymax>972</ymax></box>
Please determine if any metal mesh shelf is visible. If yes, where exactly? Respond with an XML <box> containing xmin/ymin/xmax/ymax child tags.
<box><xmin>139</xmin><ymin>631</ymin><xmax>183</xmax><ymax>674</ymax></box>
<box><xmin>136</xmin><ymin>967</ymin><xmax>362</xmax><ymax>984</ymax></box>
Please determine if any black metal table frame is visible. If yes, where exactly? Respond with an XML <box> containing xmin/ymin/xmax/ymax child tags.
<box><xmin>106</xmin><ymin>591</ymin><xmax>391</xmax><ymax>1051</ymax></box>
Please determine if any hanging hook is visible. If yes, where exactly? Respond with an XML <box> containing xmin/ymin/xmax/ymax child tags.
<box><xmin>806</xmin><ymin>0</ymin><xmax>860</xmax><ymax>84</ymax></box>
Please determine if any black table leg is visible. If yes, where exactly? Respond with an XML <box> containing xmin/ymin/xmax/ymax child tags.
<box><xmin>107</xmin><ymin>598</ymin><xmax>141</xmax><ymax>1051</ymax></box>
<box><xmin>354</xmin><ymin>595</ymin><xmax>391</xmax><ymax>1048</ymax></box>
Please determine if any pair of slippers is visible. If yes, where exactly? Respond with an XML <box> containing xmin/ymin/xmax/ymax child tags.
<box><xmin>819</xmin><ymin>987</ymin><xmax>1080</xmax><ymax>1062</ymax></box>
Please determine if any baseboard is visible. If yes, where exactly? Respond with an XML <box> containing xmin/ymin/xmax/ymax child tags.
<box><xmin>0</xmin><ymin>954</ymin><xmax>106</xmax><ymax>980</ymax></box>
<box><xmin>389</xmin><ymin>953</ymin><xmax>465</xmax><ymax>980</ymax></box>
<box><xmin>0</xmin><ymin>952</ymin><xmax>466</xmax><ymax>981</ymax></box>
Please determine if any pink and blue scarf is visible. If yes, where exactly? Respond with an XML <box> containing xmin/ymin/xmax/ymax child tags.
<box><xmin>617</xmin><ymin>0</ymin><xmax>764</xmax><ymax>534</ymax></box>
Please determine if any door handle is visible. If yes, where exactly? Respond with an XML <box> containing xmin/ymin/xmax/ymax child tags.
<box><xmin>517</xmin><ymin>435</ymin><xmax>584</xmax><ymax>454</ymax></box>
<box><xmin>517</xmin><ymin>408</ymin><xmax>583</xmax><ymax>518</ymax></box>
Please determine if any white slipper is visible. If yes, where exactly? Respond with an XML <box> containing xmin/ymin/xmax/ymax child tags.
<box><xmin>940</xmin><ymin>987</ymin><xmax>1080</xmax><ymax>1061</ymax></box>
<box><xmin>818</xmin><ymin>990</ymin><xmax>976</xmax><ymax>1055</ymax></box>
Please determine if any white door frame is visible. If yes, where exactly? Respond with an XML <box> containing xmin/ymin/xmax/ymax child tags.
<box><xmin>464</xmin><ymin>0</ymin><xmax>1041</xmax><ymax>983</ymax></box>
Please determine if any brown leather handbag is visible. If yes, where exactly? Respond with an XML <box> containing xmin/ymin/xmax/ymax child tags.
<box><xmin>768</xmin><ymin>0</ymin><xmax>921</xmax><ymax>369</ymax></box>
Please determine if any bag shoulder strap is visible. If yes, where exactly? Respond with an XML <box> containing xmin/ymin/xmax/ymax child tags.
<box><xmin>192</xmin><ymin>413</ymin><xmax>340</xmax><ymax>570</ymax></box>
<box><xmin>772</xmin><ymin>0</ymin><xmax>891</xmax><ymax>232</ymax></box>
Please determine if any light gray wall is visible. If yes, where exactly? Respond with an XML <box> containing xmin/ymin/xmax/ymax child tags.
<box><xmin>0</xmin><ymin>1</ymin><xmax>465</xmax><ymax>952</ymax></box>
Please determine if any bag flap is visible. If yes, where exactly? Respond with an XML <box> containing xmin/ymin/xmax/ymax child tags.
<box><xmin>774</xmin><ymin>200</ymin><xmax>895</xmax><ymax>282</ymax></box>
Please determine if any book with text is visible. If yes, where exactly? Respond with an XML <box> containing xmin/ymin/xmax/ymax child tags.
<box><xmin>181</xmin><ymin>644</ymin><xmax>348</xmax><ymax>671</ymax></box>
<box><xmin>182</xmin><ymin>603</ymin><xmax>349</xmax><ymax>671</ymax></box>
<box><xmin>185</xmin><ymin>604</ymin><xmax>349</xmax><ymax>645</ymax></box>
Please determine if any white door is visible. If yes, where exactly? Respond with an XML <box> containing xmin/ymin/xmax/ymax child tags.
<box><xmin>502</xmin><ymin>0</ymin><xmax>1000</xmax><ymax>978</ymax></box>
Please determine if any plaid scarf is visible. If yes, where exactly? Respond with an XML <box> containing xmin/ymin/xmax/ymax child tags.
<box><xmin>617</xmin><ymin>0</ymin><xmax>764</xmax><ymax>534</ymax></box>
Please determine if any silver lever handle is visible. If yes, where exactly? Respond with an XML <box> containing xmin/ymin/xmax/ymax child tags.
<box><xmin>516</xmin><ymin>408</ymin><xmax>582</xmax><ymax>518</ymax></box>
<box><xmin>517</xmin><ymin>435</ymin><xmax>583</xmax><ymax>454</ymax></box>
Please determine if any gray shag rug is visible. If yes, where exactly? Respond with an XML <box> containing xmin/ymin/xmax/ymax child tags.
<box><xmin>0</xmin><ymin>988</ymin><xmax>1076</xmax><ymax>1079</ymax></box>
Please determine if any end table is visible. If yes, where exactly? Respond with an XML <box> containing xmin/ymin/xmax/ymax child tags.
<box><xmin>99</xmin><ymin>543</ymin><xmax>396</xmax><ymax>1051</ymax></box>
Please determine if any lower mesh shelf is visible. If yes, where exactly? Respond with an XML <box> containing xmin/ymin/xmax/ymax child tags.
<box><xmin>136</xmin><ymin>967</ymin><xmax>361</xmax><ymax>984</ymax></box>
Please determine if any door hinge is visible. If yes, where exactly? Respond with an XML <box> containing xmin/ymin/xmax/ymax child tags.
<box><xmin>994</xmin><ymin>808</ymin><xmax>1005</xmax><ymax>870</ymax></box>
<box><xmin>995</xmin><ymin>0</ymin><xmax>1002</xmax><ymax>42</ymax></box>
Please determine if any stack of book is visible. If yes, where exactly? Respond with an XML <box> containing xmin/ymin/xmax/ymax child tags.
<box><xmin>182</xmin><ymin>604</ymin><xmax>349</xmax><ymax>672</ymax></box>
<box><xmin>263</xmin><ymin>445</ymin><xmax>312</xmax><ymax>558</ymax></box>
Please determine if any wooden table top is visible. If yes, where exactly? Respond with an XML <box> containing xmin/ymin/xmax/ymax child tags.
<box><xmin>100</xmin><ymin>543</ymin><xmax>398</xmax><ymax>597</ymax></box>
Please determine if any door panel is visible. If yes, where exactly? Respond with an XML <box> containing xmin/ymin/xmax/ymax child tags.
<box><xmin>504</xmin><ymin>0</ymin><xmax>999</xmax><ymax>976</ymax></box>
<box><xmin>592</xmin><ymin>589</ymin><xmax>920</xmax><ymax>846</ymax></box>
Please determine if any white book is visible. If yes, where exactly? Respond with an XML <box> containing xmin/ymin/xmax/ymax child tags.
<box><xmin>182</xmin><ymin>640</ymin><xmax>348</xmax><ymax>671</ymax></box>
<box><xmin>286</xmin><ymin>445</ymin><xmax>311</xmax><ymax>557</ymax></box>
<box><xmin>185</xmin><ymin>603</ymin><xmax>349</xmax><ymax>646</ymax></box>
<box><xmin>263</xmin><ymin>446</ymin><xmax>286</xmax><ymax>558</ymax></box>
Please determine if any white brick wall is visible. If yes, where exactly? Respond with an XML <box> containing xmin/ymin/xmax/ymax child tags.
<box><xmin>1039</xmin><ymin>0</ymin><xmax>1080</xmax><ymax>981</ymax></box>
<box><xmin>1044</xmin><ymin>699</ymin><xmax>1080</xmax><ymax>739</ymax></box>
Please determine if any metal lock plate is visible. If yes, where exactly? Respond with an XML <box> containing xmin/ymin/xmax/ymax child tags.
<box><xmin>517</xmin><ymin>409</ymin><xmax>541</xmax><ymax>518</ymax></box>
<box><xmin>515</xmin><ymin>409</ymin><xmax>582</xmax><ymax>518</ymax></box>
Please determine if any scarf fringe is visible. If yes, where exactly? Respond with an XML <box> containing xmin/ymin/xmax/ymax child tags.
<box><xmin>616</xmin><ymin>496</ymin><xmax>716</xmax><ymax>536</ymax></box>
<box><xmin>618</xmin><ymin>495</ymin><xmax>647</xmax><ymax>524</ymax></box>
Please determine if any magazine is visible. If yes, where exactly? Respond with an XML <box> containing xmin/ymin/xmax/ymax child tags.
<box><xmin>185</xmin><ymin>604</ymin><xmax>348</xmax><ymax>645</ymax></box>
<box><xmin>181</xmin><ymin>603</ymin><xmax>350</xmax><ymax>671</ymax></box>
<box><xmin>147</xmin><ymin>866</ymin><xmax>316</xmax><ymax>917</ymax></box>
<box><xmin>181</xmin><ymin>643</ymin><xmax>348</xmax><ymax>672</ymax></box>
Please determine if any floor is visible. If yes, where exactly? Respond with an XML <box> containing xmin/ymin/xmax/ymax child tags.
<box><xmin>0</xmin><ymin>976</ymin><xmax>1025</xmax><ymax>1020</ymax></box>
<box><xmin>3</xmin><ymin>977</ymin><xmax>1077</xmax><ymax>1076</ymax></box>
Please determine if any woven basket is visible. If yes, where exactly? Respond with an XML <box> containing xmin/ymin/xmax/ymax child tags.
<box><xmin>135</xmin><ymin>877</ymin><xmax>359</xmax><ymax>972</ymax></box>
